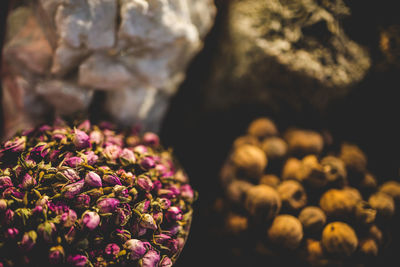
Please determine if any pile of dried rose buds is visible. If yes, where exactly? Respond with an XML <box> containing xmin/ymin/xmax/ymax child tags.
<box><xmin>218</xmin><ymin>117</ymin><xmax>400</xmax><ymax>266</ymax></box>
<box><xmin>0</xmin><ymin>120</ymin><xmax>195</xmax><ymax>267</ymax></box>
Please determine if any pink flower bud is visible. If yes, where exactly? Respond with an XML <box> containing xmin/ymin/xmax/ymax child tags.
<box><xmin>21</xmin><ymin>173</ymin><xmax>36</xmax><ymax>189</ymax></box>
<box><xmin>2</xmin><ymin>136</ymin><xmax>26</xmax><ymax>153</ymax></box>
<box><xmin>90</xmin><ymin>130</ymin><xmax>103</xmax><ymax>145</ymax></box>
<box><xmin>105</xmin><ymin>243</ymin><xmax>120</xmax><ymax>257</ymax></box>
<box><xmin>60</xmin><ymin>209</ymin><xmax>77</xmax><ymax>228</ymax></box>
<box><xmin>62</xmin><ymin>169</ymin><xmax>80</xmax><ymax>182</ymax></box>
<box><xmin>4</xmin><ymin>209</ymin><xmax>14</xmax><ymax>224</ymax></box>
<box><xmin>64</xmin><ymin>157</ymin><xmax>83</xmax><ymax>168</ymax></box>
<box><xmin>133</xmin><ymin>145</ymin><xmax>148</xmax><ymax>154</ymax></box>
<box><xmin>165</xmin><ymin>206</ymin><xmax>183</xmax><ymax>222</ymax></box>
<box><xmin>140</xmin><ymin>214</ymin><xmax>158</xmax><ymax>230</ymax></box>
<box><xmin>119</xmin><ymin>148</ymin><xmax>136</xmax><ymax>165</ymax></box>
<box><xmin>19</xmin><ymin>231</ymin><xmax>37</xmax><ymax>252</ymax></box>
<box><xmin>137</xmin><ymin>176</ymin><xmax>154</xmax><ymax>192</ymax></box>
<box><xmin>84</xmin><ymin>151</ymin><xmax>98</xmax><ymax>165</ymax></box>
<box><xmin>159</xmin><ymin>256</ymin><xmax>173</xmax><ymax>267</ymax></box>
<box><xmin>5</xmin><ymin>227</ymin><xmax>19</xmax><ymax>239</ymax></box>
<box><xmin>85</xmin><ymin>172</ymin><xmax>102</xmax><ymax>188</ymax></box>
<box><xmin>143</xmin><ymin>132</ymin><xmax>160</xmax><ymax>147</ymax></box>
<box><xmin>78</xmin><ymin>120</ymin><xmax>91</xmax><ymax>131</ymax></box>
<box><xmin>140</xmin><ymin>156</ymin><xmax>156</xmax><ymax>170</ymax></box>
<box><xmin>67</xmin><ymin>254</ymin><xmax>88</xmax><ymax>267</ymax></box>
<box><xmin>103</xmin><ymin>145</ymin><xmax>121</xmax><ymax>161</ymax></box>
<box><xmin>124</xmin><ymin>239</ymin><xmax>148</xmax><ymax>260</ymax></box>
<box><xmin>82</xmin><ymin>211</ymin><xmax>100</xmax><ymax>230</ymax></box>
<box><xmin>74</xmin><ymin>194</ymin><xmax>90</xmax><ymax>209</ymax></box>
<box><xmin>37</xmin><ymin>221</ymin><xmax>56</xmax><ymax>243</ymax></box>
<box><xmin>141</xmin><ymin>250</ymin><xmax>160</xmax><ymax>267</ymax></box>
<box><xmin>180</xmin><ymin>184</ymin><xmax>194</xmax><ymax>202</ymax></box>
<box><xmin>49</xmin><ymin>246</ymin><xmax>65</xmax><ymax>264</ymax></box>
<box><xmin>0</xmin><ymin>176</ymin><xmax>13</xmax><ymax>189</ymax></box>
<box><xmin>63</xmin><ymin>180</ymin><xmax>85</xmax><ymax>199</ymax></box>
<box><xmin>97</xmin><ymin>198</ymin><xmax>120</xmax><ymax>213</ymax></box>
<box><xmin>73</xmin><ymin>129</ymin><xmax>91</xmax><ymax>150</ymax></box>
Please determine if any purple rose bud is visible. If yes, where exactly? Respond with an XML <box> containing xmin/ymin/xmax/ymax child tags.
<box><xmin>30</xmin><ymin>144</ymin><xmax>49</xmax><ymax>160</ymax></box>
<box><xmin>62</xmin><ymin>169</ymin><xmax>80</xmax><ymax>182</ymax></box>
<box><xmin>113</xmin><ymin>229</ymin><xmax>132</xmax><ymax>243</ymax></box>
<box><xmin>73</xmin><ymin>129</ymin><xmax>91</xmax><ymax>150</ymax></box>
<box><xmin>152</xmin><ymin>180</ymin><xmax>162</xmax><ymax>192</ymax></box>
<box><xmin>154</xmin><ymin>234</ymin><xmax>171</xmax><ymax>244</ymax></box>
<box><xmin>4</xmin><ymin>209</ymin><xmax>14</xmax><ymax>224</ymax></box>
<box><xmin>49</xmin><ymin>246</ymin><xmax>65</xmax><ymax>264</ymax></box>
<box><xmin>32</xmin><ymin>205</ymin><xmax>43</xmax><ymax>215</ymax></box>
<box><xmin>78</xmin><ymin>120</ymin><xmax>91</xmax><ymax>131</ymax></box>
<box><xmin>103</xmin><ymin>175</ymin><xmax>122</xmax><ymax>186</ymax></box>
<box><xmin>74</xmin><ymin>194</ymin><xmax>90</xmax><ymax>209</ymax></box>
<box><xmin>159</xmin><ymin>256</ymin><xmax>173</xmax><ymax>267</ymax></box>
<box><xmin>103</xmin><ymin>145</ymin><xmax>121</xmax><ymax>161</ymax></box>
<box><xmin>140</xmin><ymin>156</ymin><xmax>156</xmax><ymax>170</ymax></box>
<box><xmin>119</xmin><ymin>148</ymin><xmax>136</xmax><ymax>165</ymax></box>
<box><xmin>5</xmin><ymin>228</ymin><xmax>19</xmax><ymax>239</ymax></box>
<box><xmin>133</xmin><ymin>145</ymin><xmax>148</xmax><ymax>154</ymax></box>
<box><xmin>84</xmin><ymin>151</ymin><xmax>98</xmax><ymax>165</ymax></box>
<box><xmin>19</xmin><ymin>231</ymin><xmax>37</xmax><ymax>252</ymax></box>
<box><xmin>63</xmin><ymin>180</ymin><xmax>85</xmax><ymax>199</ymax></box>
<box><xmin>152</xmin><ymin>211</ymin><xmax>163</xmax><ymax>225</ymax></box>
<box><xmin>136</xmin><ymin>200</ymin><xmax>151</xmax><ymax>213</ymax></box>
<box><xmin>82</xmin><ymin>211</ymin><xmax>100</xmax><ymax>230</ymax></box>
<box><xmin>105</xmin><ymin>243</ymin><xmax>120</xmax><ymax>257</ymax></box>
<box><xmin>137</xmin><ymin>176</ymin><xmax>154</xmax><ymax>192</ymax></box>
<box><xmin>167</xmin><ymin>223</ymin><xmax>183</xmax><ymax>236</ymax></box>
<box><xmin>85</xmin><ymin>172</ymin><xmax>102</xmax><ymax>188</ymax></box>
<box><xmin>165</xmin><ymin>207</ymin><xmax>183</xmax><ymax>222</ymax></box>
<box><xmin>97</xmin><ymin>198</ymin><xmax>120</xmax><ymax>213</ymax></box>
<box><xmin>3</xmin><ymin>136</ymin><xmax>26</xmax><ymax>153</ymax></box>
<box><xmin>140</xmin><ymin>214</ymin><xmax>158</xmax><ymax>230</ymax></box>
<box><xmin>90</xmin><ymin>130</ymin><xmax>103</xmax><ymax>145</ymax></box>
<box><xmin>180</xmin><ymin>184</ymin><xmax>194</xmax><ymax>201</ymax></box>
<box><xmin>124</xmin><ymin>239</ymin><xmax>148</xmax><ymax>260</ymax></box>
<box><xmin>21</xmin><ymin>173</ymin><xmax>36</xmax><ymax>189</ymax></box>
<box><xmin>0</xmin><ymin>176</ymin><xmax>13</xmax><ymax>189</ymax></box>
<box><xmin>0</xmin><ymin>199</ymin><xmax>7</xmax><ymax>211</ymax></box>
<box><xmin>143</xmin><ymin>132</ymin><xmax>160</xmax><ymax>147</ymax></box>
<box><xmin>52</xmin><ymin>133</ymin><xmax>67</xmax><ymax>143</ymax></box>
<box><xmin>2</xmin><ymin>187</ymin><xmax>24</xmax><ymax>200</ymax></box>
<box><xmin>37</xmin><ymin>221</ymin><xmax>56</xmax><ymax>243</ymax></box>
<box><xmin>140</xmin><ymin>250</ymin><xmax>160</xmax><ymax>267</ymax></box>
<box><xmin>67</xmin><ymin>254</ymin><xmax>88</xmax><ymax>267</ymax></box>
<box><xmin>158</xmin><ymin>198</ymin><xmax>171</xmax><ymax>209</ymax></box>
<box><xmin>49</xmin><ymin>149</ymin><xmax>61</xmax><ymax>162</ymax></box>
<box><xmin>36</xmin><ymin>196</ymin><xmax>49</xmax><ymax>207</ymax></box>
<box><xmin>64</xmin><ymin>157</ymin><xmax>83</xmax><ymax>168</ymax></box>
<box><xmin>60</xmin><ymin>209</ymin><xmax>78</xmax><ymax>228</ymax></box>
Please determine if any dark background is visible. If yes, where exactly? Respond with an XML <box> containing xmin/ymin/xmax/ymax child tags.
<box><xmin>1</xmin><ymin>1</ymin><xmax>400</xmax><ymax>266</ymax></box>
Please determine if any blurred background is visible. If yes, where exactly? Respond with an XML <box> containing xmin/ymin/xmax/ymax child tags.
<box><xmin>1</xmin><ymin>0</ymin><xmax>400</xmax><ymax>266</ymax></box>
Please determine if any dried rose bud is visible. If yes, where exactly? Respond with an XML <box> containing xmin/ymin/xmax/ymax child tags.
<box><xmin>61</xmin><ymin>169</ymin><xmax>80</xmax><ymax>182</ymax></box>
<box><xmin>5</xmin><ymin>227</ymin><xmax>19</xmax><ymax>239</ymax></box>
<box><xmin>369</xmin><ymin>192</ymin><xmax>395</xmax><ymax>220</ymax></box>
<box><xmin>230</xmin><ymin>144</ymin><xmax>267</xmax><ymax>180</ymax></box>
<box><xmin>3</xmin><ymin>209</ymin><xmax>14</xmax><ymax>224</ymax></box>
<box><xmin>119</xmin><ymin>148</ymin><xmax>136</xmax><ymax>166</ymax></box>
<box><xmin>103</xmin><ymin>145</ymin><xmax>121</xmax><ymax>161</ymax></box>
<box><xmin>247</xmin><ymin>117</ymin><xmax>278</xmax><ymax>140</ymax></box>
<box><xmin>261</xmin><ymin>137</ymin><xmax>288</xmax><ymax>160</ymax></box>
<box><xmin>133</xmin><ymin>145</ymin><xmax>149</xmax><ymax>155</ymax></box>
<box><xmin>284</xmin><ymin>129</ymin><xmax>324</xmax><ymax>155</ymax></box>
<box><xmin>37</xmin><ymin>221</ymin><xmax>56</xmax><ymax>243</ymax></box>
<box><xmin>180</xmin><ymin>184</ymin><xmax>195</xmax><ymax>202</ymax></box>
<box><xmin>105</xmin><ymin>243</ymin><xmax>120</xmax><ymax>258</ymax></box>
<box><xmin>49</xmin><ymin>246</ymin><xmax>65</xmax><ymax>264</ymax></box>
<box><xmin>321</xmin><ymin>156</ymin><xmax>347</xmax><ymax>187</ymax></box>
<box><xmin>143</xmin><ymin>132</ymin><xmax>160</xmax><ymax>146</ymax></box>
<box><xmin>319</xmin><ymin>189</ymin><xmax>358</xmax><ymax>218</ymax></box>
<box><xmin>19</xmin><ymin>231</ymin><xmax>37</xmax><ymax>252</ymax></box>
<box><xmin>281</xmin><ymin>158</ymin><xmax>302</xmax><ymax>181</ymax></box>
<box><xmin>259</xmin><ymin>174</ymin><xmax>280</xmax><ymax>188</ymax></box>
<box><xmin>137</xmin><ymin>176</ymin><xmax>154</xmax><ymax>192</ymax></box>
<box><xmin>73</xmin><ymin>129</ymin><xmax>91</xmax><ymax>150</ymax></box>
<box><xmin>84</xmin><ymin>151</ymin><xmax>98</xmax><ymax>165</ymax></box>
<box><xmin>267</xmin><ymin>215</ymin><xmax>303</xmax><ymax>249</ymax></box>
<box><xmin>60</xmin><ymin>209</ymin><xmax>78</xmax><ymax>228</ymax></box>
<box><xmin>90</xmin><ymin>130</ymin><xmax>103</xmax><ymax>145</ymax></box>
<box><xmin>140</xmin><ymin>214</ymin><xmax>158</xmax><ymax>230</ymax></box>
<box><xmin>81</xmin><ymin>211</ymin><xmax>100</xmax><ymax>230</ymax></box>
<box><xmin>67</xmin><ymin>254</ymin><xmax>88</xmax><ymax>267</ymax></box>
<box><xmin>63</xmin><ymin>180</ymin><xmax>85</xmax><ymax>199</ymax></box>
<box><xmin>1</xmin><ymin>136</ymin><xmax>26</xmax><ymax>153</ymax></box>
<box><xmin>21</xmin><ymin>173</ymin><xmax>36</xmax><ymax>189</ymax></box>
<box><xmin>140</xmin><ymin>250</ymin><xmax>160</xmax><ymax>267</ymax></box>
<box><xmin>245</xmin><ymin>185</ymin><xmax>281</xmax><ymax>222</ymax></box>
<box><xmin>321</xmin><ymin>222</ymin><xmax>358</xmax><ymax>257</ymax></box>
<box><xmin>299</xmin><ymin>206</ymin><xmax>326</xmax><ymax>233</ymax></box>
<box><xmin>64</xmin><ymin>157</ymin><xmax>83</xmax><ymax>168</ymax></box>
<box><xmin>140</xmin><ymin>156</ymin><xmax>156</xmax><ymax>170</ymax></box>
<box><xmin>97</xmin><ymin>198</ymin><xmax>120</xmax><ymax>213</ymax></box>
<box><xmin>226</xmin><ymin>179</ymin><xmax>254</xmax><ymax>205</ymax></box>
<box><xmin>85</xmin><ymin>172</ymin><xmax>102</xmax><ymax>188</ymax></box>
<box><xmin>124</xmin><ymin>239</ymin><xmax>148</xmax><ymax>260</ymax></box>
<box><xmin>0</xmin><ymin>176</ymin><xmax>13</xmax><ymax>189</ymax></box>
<box><xmin>159</xmin><ymin>256</ymin><xmax>173</xmax><ymax>267</ymax></box>
<box><xmin>277</xmin><ymin>180</ymin><xmax>307</xmax><ymax>211</ymax></box>
<box><xmin>103</xmin><ymin>174</ymin><xmax>122</xmax><ymax>186</ymax></box>
<box><xmin>165</xmin><ymin>206</ymin><xmax>183</xmax><ymax>222</ymax></box>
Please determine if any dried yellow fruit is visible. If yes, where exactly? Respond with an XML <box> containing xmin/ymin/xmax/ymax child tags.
<box><xmin>369</xmin><ymin>192</ymin><xmax>395</xmax><ymax>219</ymax></box>
<box><xmin>245</xmin><ymin>185</ymin><xmax>281</xmax><ymax>221</ymax></box>
<box><xmin>319</xmin><ymin>189</ymin><xmax>358</xmax><ymax>218</ymax></box>
<box><xmin>247</xmin><ymin>117</ymin><xmax>279</xmax><ymax>140</ymax></box>
<box><xmin>277</xmin><ymin>180</ymin><xmax>307</xmax><ymax>211</ymax></box>
<box><xmin>281</xmin><ymin>157</ymin><xmax>302</xmax><ymax>181</ymax></box>
<box><xmin>284</xmin><ymin>129</ymin><xmax>324</xmax><ymax>156</ymax></box>
<box><xmin>299</xmin><ymin>206</ymin><xmax>326</xmax><ymax>233</ymax></box>
<box><xmin>230</xmin><ymin>144</ymin><xmax>267</xmax><ymax>180</ymax></box>
<box><xmin>267</xmin><ymin>215</ymin><xmax>303</xmax><ymax>249</ymax></box>
<box><xmin>259</xmin><ymin>174</ymin><xmax>280</xmax><ymax>188</ymax></box>
<box><xmin>261</xmin><ymin>137</ymin><xmax>288</xmax><ymax>160</ymax></box>
<box><xmin>321</xmin><ymin>222</ymin><xmax>358</xmax><ymax>257</ymax></box>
